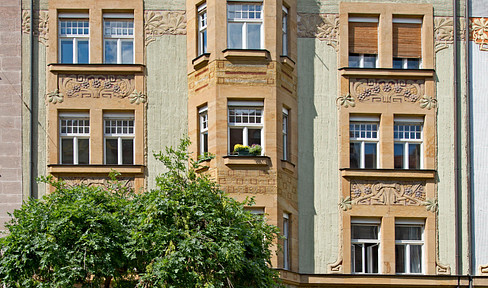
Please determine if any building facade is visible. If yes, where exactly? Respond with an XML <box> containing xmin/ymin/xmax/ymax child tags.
<box><xmin>2</xmin><ymin>0</ymin><xmax>488</xmax><ymax>286</ymax></box>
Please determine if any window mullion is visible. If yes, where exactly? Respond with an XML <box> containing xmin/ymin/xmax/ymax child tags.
<box><xmin>73</xmin><ymin>136</ymin><xmax>78</xmax><ymax>165</ymax></box>
<box><xmin>406</xmin><ymin>244</ymin><xmax>411</xmax><ymax>273</ymax></box>
<box><xmin>117</xmin><ymin>137</ymin><xmax>122</xmax><ymax>165</ymax></box>
<box><xmin>242</xmin><ymin>22</ymin><xmax>247</xmax><ymax>49</ymax></box>
<box><xmin>360</xmin><ymin>141</ymin><xmax>365</xmax><ymax>168</ymax></box>
<box><xmin>117</xmin><ymin>38</ymin><xmax>122</xmax><ymax>64</ymax></box>
<box><xmin>404</xmin><ymin>142</ymin><xmax>408</xmax><ymax>169</ymax></box>
<box><xmin>362</xmin><ymin>244</ymin><xmax>366</xmax><ymax>273</ymax></box>
<box><xmin>243</xmin><ymin>127</ymin><xmax>248</xmax><ymax>146</ymax></box>
<box><xmin>73</xmin><ymin>38</ymin><xmax>78</xmax><ymax>64</ymax></box>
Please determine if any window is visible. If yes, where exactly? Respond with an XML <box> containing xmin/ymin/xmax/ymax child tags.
<box><xmin>199</xmin><ymin>106</ymin><xmax>208</xmax><ymax>155</ymax></box>
<box><xmin>392</xmin><ymin>18</ymin><xmax>422</xmax><ymax>69</ymax></box>
<box><xmin>394</xmin><ymin>118</ymin><xmax>423</xmax><ymax>169</ymax></box>
<box><xmin>351</xmin><ymin>220</ymin><xmax>380</xmax><ymax>274</ymax></box>
<box><xmin>104</xmin><ymin>113</ymin><xmax>134</xmax><ymax>165</ymax></box>
<box><xmin>59</xmin><ymin>113</ymin><xmax>90</xmax><ymax>165</ymax></box>
<box><xmin>58</xmin><ymin>14</ymin><xmax>89</xmax><ymax>64</ymax></box>
<box><xmin>283</xmin><ymin>213</ymin><xmax>290</xmax><ymax>270</ymax></box>
<box><xmin>395</xmin><ymin>221</ymin><xmax>424</xmax><ymax>274</ymax></box>
<box><xmin>228</xmin><ymin>101</ymin><xmax>263</xmax><ymax>154</ymax></box>
<box><xmin>227</xmin><ymin>3</ymin><xmax>263</xmax><ymax>49</ymax></box>
<box><xmin>198</xmin><ymin>3</ymin><xmax>208</xmax><ymax>55</ymax></box>
<box><xmin>282</xmin><ymin>108</ymin><xmax>289</xmax><ymax>160</ymax></box>
<box><xmin>103</xmin><ymin>14</ymin><xmax>134</xmax><ymax>64</ymax></box>
<box><xmin>282</xmin><ymin>6</ymin><xmax>288</xmax><ymax>56</ymax></box>
<box><xmin>348</xmin><ymin>17</ymin><xmax>378</xmax><ymax>68</ymax></box>
<box><xmin>349</xmin><ymin>116</ymin><xmax>379</xmax><ymax>169</ymax></box>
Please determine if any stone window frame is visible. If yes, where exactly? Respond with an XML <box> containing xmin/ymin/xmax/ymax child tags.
<box><xmin>395</xmin><ymin>219</ymin><xmax>425</xmax><ymax>274</ymax></box>
<box><xmin>58</xmin><ymin>13</ymin><xmax>90</xmax><ymax>64</ymax></box>
<box><xmin>103</xmin><ymin>112</ymin><xmax>135</xmax><ymax>165</ymax></box>
<box><xmin>59</xmin><ymin>112</ymin><xmax>90</xmax><ymax>165</ymax></box>
<box><xmin>227</xmin><ymin>101</ymin><xmax>264</xmax><ymax>155</ymax></box>
<box><xmin>226</xmin><ymin>2</ymin><xmax>264</xmax><ymax>49</ymax></box>
<box><xmin>198</xmin><ymin>3</ymin><xmax>208</xmax><ymax>55</ymax></box>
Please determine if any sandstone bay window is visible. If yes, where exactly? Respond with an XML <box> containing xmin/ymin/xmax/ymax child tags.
<box><xmin>351</xmin><ymin>219</ymin><xmax>380</xmax><ymax>274</ymax></box>
<box><xmin>395</xmin><ymin>220</ymin><xmax>424</xmax><ymax>274</ymax></box>
<box><xmin>228</xmin><ymin>101</ymin><xmax>263</xmax><ymax>154</ymax></box>
<box><xmin>59</xmin><ymin>113</ymin><xmax>90</xmax><ymax>165</ymax></box>
<box><xmin>394</xmin><ymin>117</ymin><xmax>423</xmax><ymax>169</ymax></box>
<box><xmin>282</xmin><ymin>6</ymin><xmax>288</xmax><ymax>56</ymax></box>
<box><xmin>393</xmin><ymin>18</ymin><xmax>422</xmax><ymax>69</ymax></box>
<box><xmin>199</xmin><ymin>106</ymin><xmax>208</xmax><ymax>155</ymax></box>
<box><xmin>104</xmin><ymin>113</ymin><xmax>134</xmax><ymax>165</ymax></box>
<box><xmin>349</xmin><ymin>116</ymin><xmax>379</xmax><ymax>169</ymax></box>
<box><xmin>198</xmin><ymin>3</ymin><xmax>207</xmax><ymax>55</ymax></box>
<box><xmin>348</xmin><ymin>17</ymin><xmax>378</xmax><ymax>68</ymax></box>
<box><xmin>103</xmin><ymin>14</ymin><xmax>134</xmax><ymax>64</ymax></box>
<box><xmin>283</xmin><ymin>213</ymin><xmax>290</xmax><ymax>270</ymax></box>
<box><xmin>282</xmin><ymin>107</ymin><xmax>289</xmax><ymax>160</ymax></box>
<box><xmin>227</xmin><ymin>2</ymin><xmax>263</xmax><ymax>49</ymax></box>
<box><xmin>58</xmin><ymin>14</ymin><xmax>89</xmax><ymax>64</ymax></box>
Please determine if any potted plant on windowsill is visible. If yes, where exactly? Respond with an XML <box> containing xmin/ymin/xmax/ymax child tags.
<box><xmin>249</xmin><ymin>144</ymin><xmax>262</xmax><ymax>156</ymax></box>
<box><xmin>233</xmin><ymin>144</ymin><xmax>262</xmax><ymax>156</ymax></box>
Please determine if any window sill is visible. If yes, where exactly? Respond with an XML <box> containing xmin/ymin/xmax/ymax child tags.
<box><xmin>48</xmin><ymin>64</ymin><xmax>145</xmax><ymax>73</ymax></box>
<box><xmin>223</xmin><ymin>155</ymin><xmax>270</xmax><ymax>167</ymax></box>
<box><xmin>48</xmin><ymin>164</ymin><xmax>145</xmax><ymax>174</ymax></box>
<box><xmin>338</xmin><ymin>67</ymin><xmax>435</xmax><ymax>78</ymax></box>
<box><xmin>340</xmin><ymin>168</ymin><xmax>436</xmax><ymax>179</ymax></box>
<box><xmin>195</xmin><ymin>158</ymin><xmax>211</xmax><ymax>173</ymax></box>
<box><xmin>222</xmin><ymin>49</ymin><xmax>270</xmax><ymax>60</ymax></box>
<box><xmin>280</xmin><ymin>55</ymin><xmax>295</xmax><ymax>70</ymax></box>
<box><xmin>281</xmin><ymin>159</ymin><xmax>295</xmax><ymax>173</ymax></box>
<box><xmin>192</xmin><ymin>53</ymin><xmax>210</xmax><ymax>70</ymax></box>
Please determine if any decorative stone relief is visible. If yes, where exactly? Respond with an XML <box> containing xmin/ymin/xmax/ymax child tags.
<box><xmin>350</xmin><ymin>79</ymin><xmax>424</xmax><ymax>104</ymax></box>
<box><xmin>46</xmin><ymin>89</ymin><xmax>63</xmax><ymax>104</ymax></box>
<box><xmin>298</xmin><ymin>13</ymin><xmax>339</xmax><ymax>51</ymax></box>
<box><xmin>420</xmin><ymin>95</ymin><xmax>438</xmax><ymax>110</ymax></box>
<box><xmin>61</xmin><ymin>177</ymin><xmax>134</xmax><ymax>190</ymax></box>
<box><xmin>436</xmin><ymin>261</ymin><xmax>451</xmax><ymax>275</ymax></box>
<box><xmin>350</xmin><ymin>181</ymin><xmax>426</xmax><ymax>206</ymax></box>
<box><xmin>33</xmin><ymin>10</ymin><xmax>49</xmax><ymax>46</ymax></box>
<box><xmin>479</xmin><ymin>264</ymin><xmax>488</xmax><ymax>274</ymax></box>
<box><xmin>145</xmin><ymin>11</ymin><xmax>186</xmax><ymax>45</ymax></box>
<box><xmin>58</xmin><ymin>74</ymin><xmax>135</xmax><ymax>99</ymax></box>
<box><xmin>22</xmin><ymin>10</ymin><xmax>30</xmax><ymax>34</ymax></box>
<box><xmin>129</xmin><ymin>90</ymin><xmax>146</xmax><ymax>105</ymax></box>
<box><xmin>336</xmin><ymin>94</ymin><xmax>355</xmax><ymax>108</ymax></box>
<box><xmin>471</xmin><ymin>17</ymin><xmax>488</xmax><ymax>51</ymax></box>
<box><xmin>327</xmin><ymin>258</ymin><xmax>343</xmax><ymax>273</ymax></box>
<box><xmin>338</xmin><ymin>196</ymin><xmax>352</xmax><ymax>211</ymax></box>
<box><xmin>434</xmin><ymin>17</ymin><xmax>453</xmax><ymax>53</ymax></box>
<box><xmin>422</xmin><ymin>198</ymin><xmax>438</xmax><ymax>212</ymax></box>
<box><xmin>327</xmin><ymin>217</ymin><xmax>344</xmax><ymax>273</ymax></box>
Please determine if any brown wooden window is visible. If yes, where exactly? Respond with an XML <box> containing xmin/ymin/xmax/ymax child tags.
<box><xmin>392</xmin><ymin>18</ymin><xmax>422</xmax><ymax>69</ymax></box>
<box><xmin>348</xmin><ymin>18</ymin><xmax>378</xmax><ymax>68</ymax></box>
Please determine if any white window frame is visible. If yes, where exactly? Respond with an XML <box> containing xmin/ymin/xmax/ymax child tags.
<box><xmin>282</xmin><ymin>5</ymin><xmax>288</xmax><ymax>56</ymax></box>
<box><xmin>349</xmin><ymin>53</ymin><xmax>379</xmax><ymax>68</ymax></box>
<box><xmin>283</xmin><ymin>212</ymin><xmax>290</xmax><ymax>270</ymax></box>
<box><xmin>58</xmin><ymin>14</ymin><xmax>90</xmax><ymax>64</ymax></box>
<box><xmin>227</xmin><ymin>101</ymin><xmax>264</xmax><ymax>154</ymax></box>
<box><xmin>349</xmin><ymin>116</ymin><xmax>380</xmax><ymax>169</ymax></box>
<box><xmin>103</xmin><ymin>113</ymin><xmax>135</xmax><ymax>165</ymax></box>
<box><xmin>395</xmin><ymin>219</ymin><xmax>424</xmax><ymax>274</ymax></box>
<box><xmin>103</xmin><ymin>14</ymin><xmax>134</xmax><ymax>64</ymax></box>
<box><xmin>282</xmin><ymin>107</ymin><xmax>289</xmax><ymax>160</ymax></box>
<box><xmin>198</xmin><ymin>3</ymin><xmax>208</xmax><ymax>55</ymax></box>
<box><xmin>394</xmin><ymin>118</ymin><xmax>423</xmax><ymax>169</ymax></box>
<box><xmin>227</xmin><ymin>3</ymin><xmax>264</xmax><ymax>49</ymax></box>
<box><xmin>351</xmin><ymin>218</ymin><xmax>381</xmax><ymax>274</ymax></box>
<box><xmin>59</xmin><ymin>112</ymin><xmax>90</xmax><ymax>165</ymax></box>
<box><xmin>199</xmin><ymin>106</ymin><xmax>208</xmax><ymax>155</ymax></box>
<box><xmin>393</xmin><ymin>57</ymin><xmax>422</xmax><ymax>69</ymax></box>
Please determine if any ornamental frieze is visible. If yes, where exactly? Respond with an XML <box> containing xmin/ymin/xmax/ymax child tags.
<box><xmin>61</xmin><ymin>176</ymin><xmax>134</xmax><ymax>189</ymax></box>
<box><xmin>350</xmin><ymin>78</ymin><xmax>424</xmax><ymax>103</ymax></box>
<box><xmin>58</xmin><ymin>74</ymin><xmax>135</xmax><ymax>99</ymax></box>
<box><xmin>22</xmin><ymin>10</ymin><xmax>49</xmax><ymax>46</ymax></box>
<box><xmin>144</xmin><ymin>10</ymin><xmax>186</xmax><ymax>45</ymax></box>
<box><xmin>298</xmin><ymin>13</ymin><xmax>339</xmax><ymax>51</ymax></box>
<box><xmin>471</xmin><ymin>17</ymin><xmax>488</xmax><ymax>51</ymax></box>
<box><xmin>350</xmin><ymin>181</ymin><xmax>426</xmax><ymax>206</ymax></box>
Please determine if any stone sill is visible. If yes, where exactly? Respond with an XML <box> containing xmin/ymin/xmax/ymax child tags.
<box><xmin>48</xmin><ymin>64</ymin><xmax>145</xmax><ymax>74</ymax></box>
<box><xmin>280</xmin><ymin>55</ymin><xmax>296</xmax><ymax>70</ymax></box>
<box><xmin>222</xmin><ymin>49</ymin><xmax>270</xmax><ymax>60</ymax></box>
<box><xmin>340</xmin><ymin>168</ymin><xmax>436</xmax><ymax>179</ymax></box>
<box><xmin>48</xmin><ymin>164</ymin><xmax>145</xmax><ymax>174</ymax></box>
<box><xmin>223</xmin><ymin>155</ymin><xmax>270</xmax><ymax>166</ymax></box>
<box><xmin>192</xmin><ymin>53</ymin><xmax>210</xmax><ymax>70</ymax></box>
<box><xmin>339</xmin><ymin>67</ymin><xmax>435</xmax><ymax>78</ymax></box>
<box><xmin>281</xmin><ymin>160</ymin><xmax>296</xmax><ymax>173</ymax></box>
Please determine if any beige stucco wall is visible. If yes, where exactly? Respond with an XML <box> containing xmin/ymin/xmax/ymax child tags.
<box><xmin>297</xmin><ymin>38</ymin><xmax>339</xmax><ymax>274</ymax></box>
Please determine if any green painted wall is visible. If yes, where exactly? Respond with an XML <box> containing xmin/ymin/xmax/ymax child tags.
<box><xmin>297</xmin><ymin>38</ymin><xmax>339</xmax><ymax>274</ymax></box>
<box><xmin>145</xmin><ymin>35</ymin><xmax>188</xmax><ymax>190</ymax></box>
<box><xmin>144</xmin><ymin>0</ymin><xmax>185</xmax><ymax>11</ymax></box>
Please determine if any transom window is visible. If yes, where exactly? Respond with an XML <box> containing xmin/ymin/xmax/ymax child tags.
<box><xmin>59</xmin><ymin>113</ymin><xmax>90</xmax><ymax>165</ymax></box>
<box><xmin>350</xmin><ymin>116</ymin><xmax>379</xmax><ymax>169</ymax></box>
<box><xmin>351</xmin><ymin>221</ymin><xmax>380</xmax><ymax>274</ymax></box>
<box><xmin>395</xmin><ymin>222</ymin><xmax>424</xmax><ymax>274</ymax></box>
<box><xmin>228</xmin><ymin>101</ymin><xmax>263</xmax><ymax>154</ymax></box>
<box><xmin>227</xmin><ymin>3</ymin><xmax>263</xmax><ymax>49</ymax></box>
<box><xmin>394</xmin><ymin>119</ymin><xmax>423</xmax><ymax>169</ymax></box>
<box><xmin>104</xmin><ymin>113</ymin><xmax>134</xmax><ymax>165</ymax></box>
<box><xmin>58</xmin><ymin>15</ymin><xmax>89</xmax><ymax>64</ymax></box>
<box><xmin>103</xmin><ymin>14</ymin><xmax>134</xmax><ymax>64</ymax></box>
<box><xmin>198</xmin><ymin>3</ymin><xmax>207</xmax><ymax>55</ymax></box>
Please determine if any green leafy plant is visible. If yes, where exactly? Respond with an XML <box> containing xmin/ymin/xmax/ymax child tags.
<box><xmin>233</xmin><ymin>144</ymin><xmax>250</xmax><ymax>153</ymax></box>
<box><xmin>249</xmin><ymin>144</ymin><xmax>262</xmax><ymax>156</ymax></box>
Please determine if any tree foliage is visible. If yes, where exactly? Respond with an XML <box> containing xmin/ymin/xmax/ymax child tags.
<box><xmin>0</xmin><ymin>139</ymin><xmax>282</xmax><ymax>288</ymax></box>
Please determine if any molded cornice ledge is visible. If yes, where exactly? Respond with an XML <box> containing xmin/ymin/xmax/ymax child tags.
<box><xmin>340</xmin><ymin>168</ymin><xmax>436</xmax><ymax>179</ymax></box>
<box><xmin>280</xmin><ymin>55</ymin><xmax>296</xmax><ymax>70</ymax></box>
<box><xmin>222</xmin><ymin>49</ymin><xmax>270</xmax><ymax>60</ymax></box>
<box><xmin>48</xmin><ymin>164</ymin><xmax>145</xmax><ymax>174</ymax></box>
<box><xmin>223</xmin><ymin>155</ymin><xmax>270</xmax><ymax>167</ymax></box>
<box><xmin>339</xmin><ymin>67</ymin><xmax>435</xmax><ymax>78</ymax></box>
<box><xmin>48</xmin><ymin>64</ymin><xmax>146</xmax><ymax>73</ymax></box>
<box><xmin>192</xmin><ymin>53</ymin><xmax>211</xmax><ymax>70</ymax></box>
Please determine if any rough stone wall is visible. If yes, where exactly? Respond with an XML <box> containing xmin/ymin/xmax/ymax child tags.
<box><xmin>0</xmin><ymin>0</ymin><xmax>23</xmax><ymax>229</ymax></box>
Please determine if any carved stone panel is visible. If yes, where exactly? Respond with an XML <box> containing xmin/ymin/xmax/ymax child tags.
<box><xmin>298</xmin><ymin>13</ymin><xmax>339</xmax><ymax>50</ymax></box>
<box><xmin>58</xmin><ymin>74</ymin><xmax>135</xmax><ymax>99</ymax></box>
<box><xmin>61</xmin><ymin>176</ymin><xmax>134</xmax><ymax>189</ymax></box>
<box><xmin>350</xmin><ymin>180</ymin><xmax>426</xmax><ymax>206</ymax></box>
<box><xmin>350</xmin><ymin>78</ymin><xmax>425</xmax><ymax>104</ymax></box>
<box><xmin>471</xmin><ymin>17</ymin><xmax>488</xmax><ymax>51</ymax></box>
<box><xmin>144</xmin><ymin>11</ymin><xmax>186</xmax><ymax>45</ymax></box>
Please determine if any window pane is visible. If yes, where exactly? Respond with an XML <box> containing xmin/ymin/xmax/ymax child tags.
<box><xmin>121</xmin><ymin>41</ymin><xmax>134</xmax><ymax>64</ymax></box>
<box><xmin>410</xmin><ymin>245</ymin><xmax>422</xmax><ymax>273</ymax></box>
<box><xmin>203</xmin><ymin>133</ymin><xmax>208</xmax><ymax>153</ymax></box>
<box><xmin>104</xmin><ymin>40</ymin><xmax>117</xmax><ymax>64</ymax></box>
<box><xmin>105</xmin><ymin>139</ymin><xmax>118</xmax><ymax>164</ymax></box>
<box><xmin>122</xmin><ymin>139</ymin><xmax>134</xmax><ymax>165</ymax></box>
<box><xmin>393</xmin><ymin>58</ymin><xmax>403</xmax><ymax>69</ymax></box>
<box><xmin>247</xmin><ymin>23</ymin><xmax>261</xmax><ymax>49</ymax></box>
<box><xmin>248</xmin><ymin>128</ymin><xmax>261</xmax><ymax>147</ymax></box>
<box><xmin>353</xmin><ymin>244</ymin><xmax>363</xmax><ymax>273</ymax></box>
<box><xmin>230</xmin><ymin>128</ymin><xmax>243</xmax><ymax>152</ymax></box>
<box><xmin>363</xmin><ymin>54</ymin><xmax>376</xmax><ymax>68</ymax></box>
<box><xmin>395</xmin><ymin>226</ymin><xmax>422</xmax><ymax>240</ymax></box>
<box><xmin>395</xmin><ymin>245</ymin><xmax>406</xmax><ymax>273</ymax></box>
<box><xmin>369</xmin><ymin>244</ymin><xmax>379</xmax><ymax>273</ymax></box>
<box><xmin>77</xmin><ymin>40</ymin><xmax>89</xmax><ymax>64</ymax></box>
<box><xmin>78</xmin><ymin>138</ymin><xmax>89</xmax><ymax>164</ymax></box>
<box><xmin>61</xmin><ymin>138</ymin><xmax>73</xmax><ymax>164</ymax></box>
<box><xmin>349</xmin><ymin>53</ymin><xmax>360</xmax><ymax>67</ymax></box>
<box><xmin>364</xmin><ymin>143</ymin><xmax>377</xmax><ymax>169</ymax></box>
<box><xmin>408</xmin><ymin>143</ymin><xmax>421</xmax><ymax>169</ymax></box>
<box><xmin>228</xmin><ymin>23</ymin><xmax>243</xmax><ymax>49</ymax></box>
<box><xmin>352</xmin><ymin>225</ymin><xmax>378</xmax><ymax>240</ymax></box>
<box><xmin>394</xmin><ymin>143</ymin><xmax>404</xmax><ymax>169</ymax></box>
<box><xmin>407</xmin><ymin>58</ymin><xmax>420</xmax><ymax>69</ymax></box>
<box><xmin>60</xmin><ymin>40</ymin><xmax>73</xmax><ymax>64</ymax></box>
<box><xmin>350</xmin><ymin>142</ymin><xmax>360</xmax><ymax>168</ymax></box>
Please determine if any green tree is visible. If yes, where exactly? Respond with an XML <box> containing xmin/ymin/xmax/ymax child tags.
<box><xmin>0</xmin><ymin>139</ymin><xmax>282</xmax><ymax>288</ymax></box>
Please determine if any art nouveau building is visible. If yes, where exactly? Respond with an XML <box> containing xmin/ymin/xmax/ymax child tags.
<box><xmin>2</xmin><ymin>0</ymin><xmax>488</xmax><ymax>286</ymax></box>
